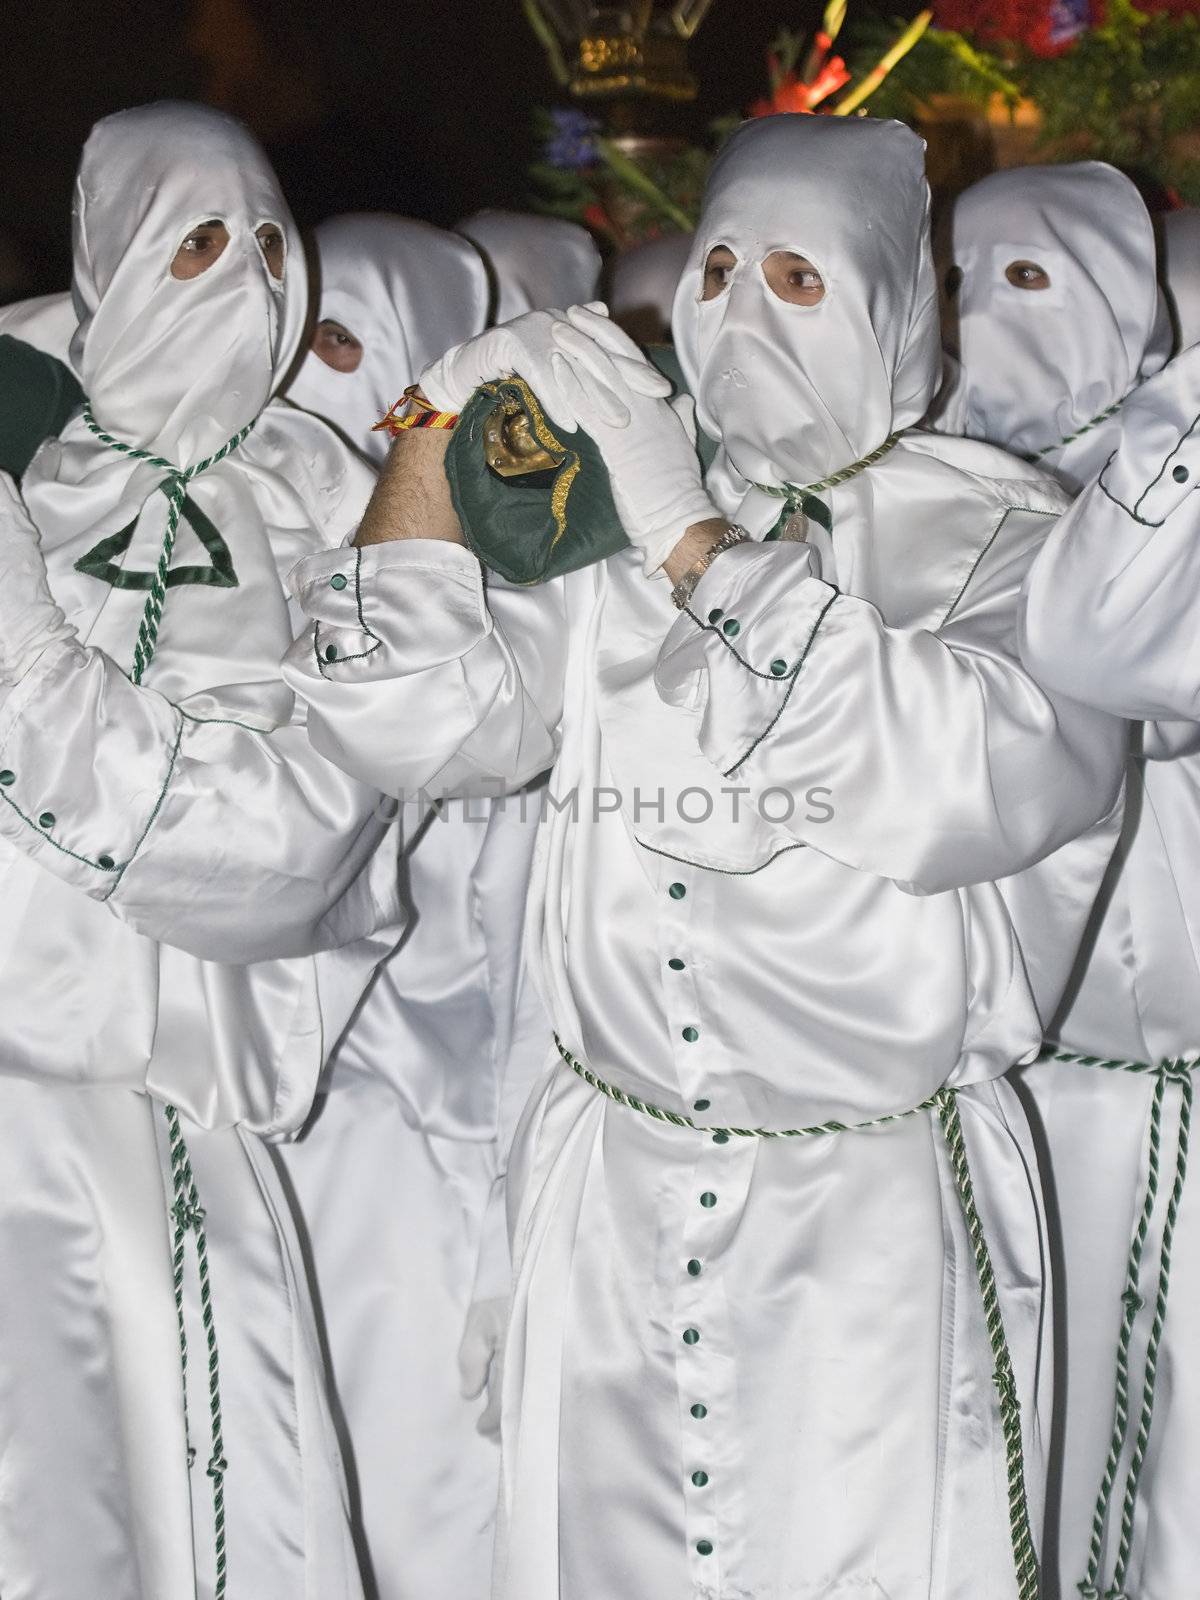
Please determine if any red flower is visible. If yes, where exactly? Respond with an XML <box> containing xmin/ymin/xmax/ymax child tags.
<box><xmin>749</xmin><ymin>57</ymin><xmax>851</xmax><ymax>118</ymax></box>
<box><xmin>582</xmin><ymin>202</ymin><xmax>614</xmax><ymax>237</ymax></box>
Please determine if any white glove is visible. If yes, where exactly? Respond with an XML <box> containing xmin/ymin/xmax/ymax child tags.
<box><xmin>420</xmin><ymin>303</ymin><xmax>672</xmax><ymax>433</ymax></box>
<box><xmin>458</xmin><ymin>1295</ymin><xmax>509</xmax><ymax>1440</ymax></box>
<box><xmin>0</xmin><ymin>471</ymin><xmax>75</xmax><ymax>687</ymax></box>
<box><xmin>549</xmin><ymin>304</ymin><xmax>721</xmax><ymax>575</ymax></box>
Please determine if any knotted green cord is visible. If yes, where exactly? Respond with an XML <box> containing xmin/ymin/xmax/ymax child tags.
<box><xmin>81</xmin><ymin>405</ymin><xmax>254</xmax><ymax>687</ymax></box>
<box><xmin>556</xmin><ymin>1038</ymin><xmax>1039</xmax><ymax>1598</ymax></box>
<box><xmin>83</xmin><ymin>407</ymin><xmax>249</xmax><ymax>1595</ymax></box>
<box><xmin>935</xmin><ymin>1087</ymin><xmax>1039</xmax><ymax>1600</ymax></box>
<box><xmin>754</xmin><ymin>431</ymin><xmax>902</xmax><ymax>537</ymax></box>
<box><xmin>1039</xmin><ymin>1046</ymin><xmax>1197</xmax><ymax>1600</ymax></box>
<box><xmin>166</xmin><ymin>1106</ymin><xmax>228</xmax><ymax>1598</ymax></box>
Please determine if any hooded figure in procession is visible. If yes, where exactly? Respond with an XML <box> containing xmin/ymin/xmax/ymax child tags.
<box><xmin>0</xmin><ymin>102</ymin><xmax>404</xmax><ymax>1599</ymax></box>
<box><xmin>939</xmin><ymin>161</ymin><xmax>1200</xmax><ymax>1600</ymax></box>
<box><xmin>282</xmin><ymin>210</ymin><xmax>551</xmax><ymax>1600</ymax></box>
<box><xmin>456</xmin><ymin>209</ymin><xmax>602</xmax><ymax>325</ymax></box>
<box><xmin>933</xmin><ymin>161</ymin><xmax>1173</xmax><ymax>493</ymax></box>
<box><xmin>283</xmin><ymin>115</ymin><xmax>1125</xmax><ymax>1599</ymax></box>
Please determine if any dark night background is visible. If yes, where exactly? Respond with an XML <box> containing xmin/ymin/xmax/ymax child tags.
<box><xmin>0</xmin><ymin>0</ymin><xmax>920</xmax><ymax>301</ymax></box>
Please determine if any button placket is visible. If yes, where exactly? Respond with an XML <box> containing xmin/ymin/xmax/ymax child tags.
<box><xmin>677</xmin><ymin>1132</ymin><xmax>750</xmax><ymax>1589</ymax></box>
<box><xmin>680</xmin><ymin>1240</ymin><xmax>717</xmax><ymax>1576</ymax></box>
<box><xmin>660</xmin><ymin>868</ymin><xmax>724</xmax><ymax>1129</ymax></box>
<box><xmin>658</xmin><ymin>867</ymin><xmax>741</xmax><ymax>1579</ymax></box>
<box><xmin>660</xmin><ymin>868</ymin><xmax>710</xmax><ymax>1115</ymax></box>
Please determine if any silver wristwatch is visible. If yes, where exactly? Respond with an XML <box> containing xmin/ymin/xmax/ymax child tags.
<box><xmin>670</xmin><ymin>524</ymin><xmax>751</xmax><ymax>611</ymax></box>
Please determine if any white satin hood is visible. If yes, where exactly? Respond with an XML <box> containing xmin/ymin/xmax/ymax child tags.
<box><xmin>287</xmin><ymin>213</ymin><xmax>489</xmax><ymax>463</ymax></box>
<box><xmin>456</xmin><ymin>209</ymin><xmax>601</xmax><ymax>321</ymax></box>
<box><xmin>672</xmin><ymin>114</ymin><xmax>940</xmax><ymax>495</ymax></box>
<box><xmin>945</xmin><ymin>162</ymin><xmax>1170</xmax><ymax>467</ymax></box>
<box><xmin>20</xmin><ymin>102</ymin><xmax>368</xmax><ymax>712</ymax></box>
<box><xmin>70</xmin><ymin>101</ymin><xmax>305</xmax><ymax>466</ymax></box>
<box><xmin>609</xmin><ymin>231</ymin><xmax>693</xmax><ymax>341</ymax></box>
<box><xmin>1162</xmin><ymin>207</ymin><xmax>1200</xmax><ymax>353</ymax></box>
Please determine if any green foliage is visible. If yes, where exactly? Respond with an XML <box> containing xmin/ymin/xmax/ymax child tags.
<box><xmin>850</xmin><ymin>0</ymin><xmax>1200</xmax><ymax>203</ymax></box>
<box><xmin>848</xmin><ymin>15</ymin><xmax>1019</xmax><ymax>117</ymax></box>
<box><xmin>1022</xmin><ymin>0</ymin><xmax>1200</xmax><ymax>200</ymax></box>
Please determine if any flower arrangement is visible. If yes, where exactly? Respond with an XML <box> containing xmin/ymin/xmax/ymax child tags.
<box><xmin>527</xmin><ymin>1</ymin><xmax>934</xmax><ymax>247</ymax></box>
<box><xmin>858</xmin><ymin>0</ymin><xmax>1200</xmax><ymax>202</ymax></box>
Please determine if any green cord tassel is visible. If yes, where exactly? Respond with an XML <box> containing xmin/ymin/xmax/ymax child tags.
<box><xmin>82</xmin><ymin>405</ymin><xmax>251</xmax><ymax>1594</ymax></box>
<box><xmin>936</xmin><ymin>1088</ymin><xmax>1040</xmax><ymax>1600</ymax></box>
<box><xmin>1040</xmin><ymin>1046</ymin><xmax>1197</xmax><ymax>1600</ymax></box>
<box><xmin>166</xmin><ymin>1106</ymin><xmax>229</xmax><ymax>1599</ymax></box>
<box><xmin>81</xmin><ymin>405</ymin><xmax>255</xmax><ymax>687</ymax></box>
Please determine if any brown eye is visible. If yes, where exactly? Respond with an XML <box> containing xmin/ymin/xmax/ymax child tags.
<box><xmin>1005</xmin><ymin>259</ymin><xmax>1051</xmax><ymax>291</ymax></box>
<box><xmin>312</xmin><ymin>319</ymin><xmax>364</xmax><ymax>373</ymax></box>
<box><xmin>762</xmin><ymin>250</ymin><xmax>826</xmax><ymax>307</ymax></box>
<box><xmin>256</xmin><ymin>223</ymin><xmax>286</xmax><ymax>281</ymax></box>
<box><xmin>702</xmin><ymin>245</ymin><xmax>737</xmax><ymax>302</ymax></box>
<box><xmin>171</xmin><ymin>220</ymin><xmax>230</xmax><ymax>280</ymax></box>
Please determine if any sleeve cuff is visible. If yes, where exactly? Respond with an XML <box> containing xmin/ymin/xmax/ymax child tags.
<box><xmin>656</xmin><ymin>540</ymin><xmax>836</xmax><ymax>774</ymax></box>
<box><xmin>288</xmin><ymin>538</ymin><xmax>493</xmax><ymax>681</ymax></box>
<box><xmin>0</xmin><ymin>642</ymin><xmax>182</xmax><ymax>898</ymax></box>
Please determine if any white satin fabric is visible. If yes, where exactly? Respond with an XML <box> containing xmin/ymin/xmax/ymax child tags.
<box><xmin>285</xmin><ymin>115</ymin><xmax>1125</xmax><ymax>1598</ymax></box>
<box><xmin>1161</xmin><ymin>206</ymin><xmax>1200</xmax><ymax>353</ymax></box>
<box><xmin>937</xmin><ymin>162</ymin><xmax>1171</xmax><ymax>493</ymax></box>
<box><xmin>1019</xmin><ymin>344</ymin><xmax>1200</xmax><ymax>1600</ymax></box>
<box><xmin>456</xmin><ymin>209</ymin><xmax>602</xmax><ymax>323</ymax></box>
<box><xmin>287</xmin><ymin>213</ymin><xmax>490</xmax><ymax>463</ymax></box>
<box><xmin>0</xmin><ymin>102</ymin><xmax>401</xmax><ymax>1599</ymax></box>
<box><xmin>609</xmin><ymin>231</ymin><xmax>694</xmax><ymax>343</ymax></box>
<box><xmin>280</xmin><ymin>213</ymin><xmax>546</xmax><ymax>1599</ymax></box>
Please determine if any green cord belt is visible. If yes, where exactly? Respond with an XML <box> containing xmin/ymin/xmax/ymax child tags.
<box><xmin>82</xmin><ymin>408</ymin><xmax>252</xmax><ymax>1597</ymax></box>
<box><xmin>555</xmin><ymin>1036</ymin><xmax>1039</xmax><ymax>1600</ymax></box>
<box><xmin>1039</xmin><ymin>1045</ymin><xmax>1198</xmax><ymax>1600</ymax></box>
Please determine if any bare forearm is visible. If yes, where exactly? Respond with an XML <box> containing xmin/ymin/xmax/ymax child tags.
<box><xmin>662</xmin><ymin>516</ymin><xmax>730</xmax><ymax>587</ymax></box>
<box><xmin>355</xmin><ymin>428</ymin><xmax>466</xmax><ymax>548</ymax></box>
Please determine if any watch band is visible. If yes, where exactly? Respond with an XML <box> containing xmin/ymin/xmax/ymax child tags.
<box><xmin>670</xmin><ymin>524</ymin><xmax>750</xmax><ymax>611</ymax></box>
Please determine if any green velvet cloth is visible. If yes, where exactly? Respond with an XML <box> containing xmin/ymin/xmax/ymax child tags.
<box><xmin>0</xmin><ymin>334</ymin><xmax>83</xmax><ymax>480</ymax></box>
<box><xmin>444</xmin><ymin>343</ymin><xmax>713</xmax><ymax>586</ymax></box>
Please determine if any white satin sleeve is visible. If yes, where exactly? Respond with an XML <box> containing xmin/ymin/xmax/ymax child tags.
<box><xmin>656</xmin><ymin>530</ymin><xmax>1124</xmax><ymax>894</ymax></box>
<box><xmin>0</xmin><ymin>637</ymin><xmax>394</xmax><ymax>963</ymax></box>
<box><xmin>282</xmin><ymin>538</ymin><xmax>565</xmax><ymax>799</ymax></box>
<box><xmin>1019</xmin><ymin>345</ymin><xmax>1200</xmax><ymax>721</ymax></box>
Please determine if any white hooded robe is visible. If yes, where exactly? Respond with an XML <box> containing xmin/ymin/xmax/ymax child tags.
<box><xmin>284</xmin><ymin>118</ymin><xmax>1124</xmax><ymax>1600</ymax></box>
<box><xmin>0</xmin><ymin>102</ymin><xmax>403</xmax><ymax>1600</ymax></box>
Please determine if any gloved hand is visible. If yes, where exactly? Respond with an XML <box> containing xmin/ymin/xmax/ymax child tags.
<box><xmin>0</xmin><ymin>471</ymin><xmax>75</xmax><ymax>687</ymax></box>
<box><xmin>420</xmin><ymin>303</ymin><xmax>672</xmax><ymax>433</ymax></box>
<box><xmin>548</xmin><ymin>304</ymin><xmax>721</xmax><ymax>575</ymax></box>
<box><xmin>458</xmin><ymin>1295</ymin><xmax>509</xmax><ymax>1441</ymax></box>
<box><xmin>1100</xmin><ymin>341</ymin><xmax>1200</xmax><ymax>526</ymax></box>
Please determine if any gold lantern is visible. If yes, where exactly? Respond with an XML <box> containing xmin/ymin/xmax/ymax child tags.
<box><xmin>525</xmin><ymin>1</ymin><xmax>719</xmax><ymax>103</ymax></box>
